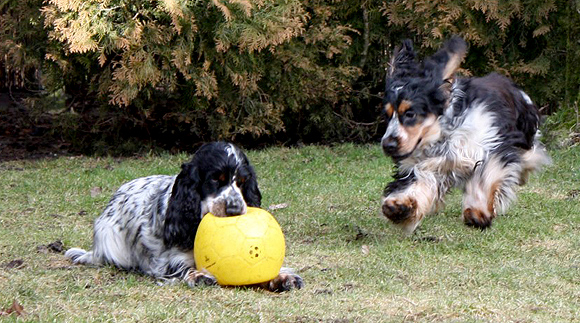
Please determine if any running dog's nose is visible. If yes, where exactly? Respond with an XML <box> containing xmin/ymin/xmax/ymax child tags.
<box><xmin>382</xmin><ymin>136</ymin><xmax>398</xmax><ymax>155</ymax></box>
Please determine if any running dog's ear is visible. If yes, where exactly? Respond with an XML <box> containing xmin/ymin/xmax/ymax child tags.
<box><xmin>424</xmin><ymin>36</ymin><xmax>467</xmax><ymax>83</ymax></box>
<box><xmin>387</xmin><ymin>39</ymin><xmax>420</xmax><ymax>78</ymax></box>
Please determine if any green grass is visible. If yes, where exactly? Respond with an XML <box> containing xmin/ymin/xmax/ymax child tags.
<box><xmin>1</xmin><ymin>144</ymin><xmax>579</xmax><ymax>322</ymax></box>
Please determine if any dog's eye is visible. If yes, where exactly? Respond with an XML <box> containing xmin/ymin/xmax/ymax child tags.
<box><xmin>404</xmin><ymin>111</ymin><xmax>417</xmax><ymax>120</ymax></box>
<box><xmin>212</xmin><ymin>173</ymin><xmax>226</xmax><ymax>183</ymax></box>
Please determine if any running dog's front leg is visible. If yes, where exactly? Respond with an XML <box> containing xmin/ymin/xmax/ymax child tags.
<box><xmin>381</xmin><ymin>170</ymin><xmax>442</xmax><ymax>234</ymax></box>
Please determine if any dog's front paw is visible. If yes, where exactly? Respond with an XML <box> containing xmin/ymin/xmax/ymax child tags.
<box><xmin>260</xmin><ymin>268</ymin><xmax>304</xmax><ymax>292</ymax></box>
<box><xmin>185</xmin><ymin>269</ymin><xmax>217</xmax><ymax>288</ymax></box>
<box><xmin>382</xmin><ymin>196</ymin><xmax>417</xmax><ymax>224</ymax></box>
<box><xmin>462</xmin><ymin>208</ymin><xmax>495</xmax><ymax>229</ymax></box>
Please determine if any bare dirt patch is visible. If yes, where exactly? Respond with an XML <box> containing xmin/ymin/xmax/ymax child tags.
<box><xmin>0</xmin><ymin>91</ymin><xmax>69</xmax><ymax>161</ymax></box>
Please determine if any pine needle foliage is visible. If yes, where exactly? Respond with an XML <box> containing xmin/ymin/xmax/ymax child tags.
<box><xmin>0</xmin><ymin>0</ymin><xmax>47</xmax><ymax>90</ymax></box>
<box><xmin>2</xmin><ymin>0</ymin><xmax>578</xmax><ymax>151</ymax></box>
<box><xmin>39</xmin><ymin>0</ymin><xmax>359</xmax><ymax>148</ymax></box>
<box><xmin>379</xmin><ymin>0</ymin><xmax>578</xmax><ymax>112</ymax></box>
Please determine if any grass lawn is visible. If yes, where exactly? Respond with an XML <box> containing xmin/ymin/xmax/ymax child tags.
<box><xmin>0</xmin><ymin>143</ymin><xmax>579</xmax><ymax>322</ymax></box>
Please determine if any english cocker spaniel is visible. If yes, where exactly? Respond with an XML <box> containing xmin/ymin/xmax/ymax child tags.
<box><xmin>65</xmin><ymin>142</ymin><xmax>303</xmax><ymax>292</ymax></box>
<box><xmin>380</xmin><ymin>36</ymin><xmax>550</xmax><ymax>233</ymax></box>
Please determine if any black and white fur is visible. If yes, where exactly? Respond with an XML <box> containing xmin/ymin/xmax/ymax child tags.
<box><xmin>65</xmin><ymin>142</ymin><xmax>303</xmax><ymax>292</ymax></box>
<box><xmin>380</xmin><ymin>37</ymin><xmax>550</xmax><ymax>233</ymax></box>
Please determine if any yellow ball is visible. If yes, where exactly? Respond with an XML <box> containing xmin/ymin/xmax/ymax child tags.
<box><xmin>193</xmin><ymin>207</ymin><xmax>285</xmax><ymax>286</ymax></box>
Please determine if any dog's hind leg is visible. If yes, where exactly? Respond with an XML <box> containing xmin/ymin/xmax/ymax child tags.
<box><xmin>462</xmin><ymin>153</ymin><xmax>522</xmax><ymax>229</ymax></box>
<box><xmin>65</xmin><ymin>215</ymin><xmax>134</xmax><ymax>269</ymax></box>
<box><xmin>65</xmin><ymin>248</ymin><xmax>95</xmax><ymax>265</ymax></box>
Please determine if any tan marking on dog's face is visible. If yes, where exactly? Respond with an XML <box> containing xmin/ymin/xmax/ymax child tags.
<box><xmin>397</xmin><ymin>100</ymin><xmax>413</xmax><ymax>115</ymax></box>
<box><xmin>385</xmin><ymin>103</ymin><xmax>394</xmax><ymax>118</ymax></box>
<box><xmin>397</xmin><ymin>114</ymin><xmax>440</xmax><ymax>155</ymax></box>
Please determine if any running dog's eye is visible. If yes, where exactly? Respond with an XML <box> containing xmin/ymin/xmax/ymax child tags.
<box><xmin>404</xmin><ymin>111</ymin><xmax>417</xmax><ymax>120</ymax></box>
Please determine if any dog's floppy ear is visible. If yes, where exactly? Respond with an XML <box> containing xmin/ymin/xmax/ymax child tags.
<box><xmin>387</xmin><ymin>39</ymin><xmax>419</xmax><ymax>78</ymax></box>
<box><xmin>425</xmin><ymin>36</ymin><xmax>467</xmax><ymax>83</ymax></box>
<box><xmin>240</xmin><ymin>164</ymin><xmax>262</xmax><ymax>207</ymax></box>
<box><xmin>164</xmin><ymin>162</ymin><xmax>201</xmax><ymax>250</ymax></box>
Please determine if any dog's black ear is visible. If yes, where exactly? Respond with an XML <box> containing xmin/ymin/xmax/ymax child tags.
<box><xmin>387</xmin><ymin>39</ymin><xmax>419</xmax><ymax>78</ymax></box>
<box><xmin>163</xmin><ymin>162</ymin><xmax>201</xmax><ymax>250</ymax></box>
<box><xmin>424</xmin><ymin>36</ymin><xmax>467</xmax><ymax>83</ymax></box>
<box><xmin>240</xmin><ymin>165</ymin><xmax>262</xmax><ymax>207</ymax></box>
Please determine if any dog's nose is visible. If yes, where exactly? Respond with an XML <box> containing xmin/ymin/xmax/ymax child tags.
<box><xmin>382</xmin><ymin>136</ymin><xmax>398</xmax><ymax>154</ymax></box>
<box><xmin>225</xmin><ymin>199</ymin><xmax>245</xmax><ymax>216</ymax></box>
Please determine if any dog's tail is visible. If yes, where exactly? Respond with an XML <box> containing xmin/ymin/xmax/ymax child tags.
<box><xmin>65</xmin><ymin>248</ymin><xmax>97</xmax><ymax>265</ymax></box>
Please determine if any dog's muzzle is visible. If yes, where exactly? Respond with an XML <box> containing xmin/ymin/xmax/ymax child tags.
<box><xmin>382</xmin><ymin>136</ymin><xmax>399</xmax><ymax>156</ymax></box>
<box><xmin>225</xmin><ymin>195</ymin><xmax>246</xmax><ymax>216</ymax></box>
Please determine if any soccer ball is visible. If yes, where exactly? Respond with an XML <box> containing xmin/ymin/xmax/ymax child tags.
<box><xmin>193</xmin><ymin>207</ymin><xmax>285</xmax><ymax>286</ymax></box>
